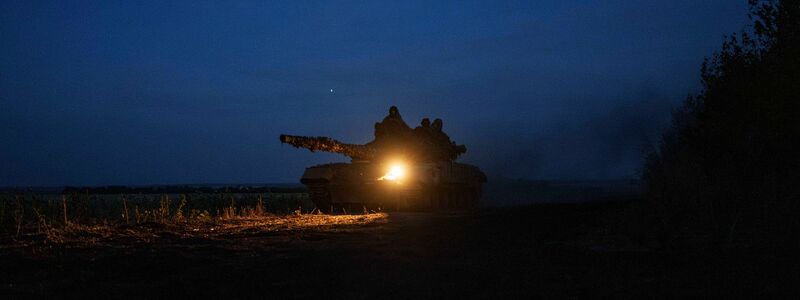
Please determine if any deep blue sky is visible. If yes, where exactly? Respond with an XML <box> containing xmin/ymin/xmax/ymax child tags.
<box><xmin>2</xmin><ymin>1</ymin><xmax>749</xmax><ymax>186</ymax></box>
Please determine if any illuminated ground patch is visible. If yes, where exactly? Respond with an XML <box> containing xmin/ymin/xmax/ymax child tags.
<box><xmin>3</xmin><ymin>213</ymin><xmax>389</xmax><ymax>251</ymax></box>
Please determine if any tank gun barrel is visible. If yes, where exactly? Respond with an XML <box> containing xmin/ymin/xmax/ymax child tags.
<box><xmin>279</xmin><ymin>134</ymin><xmax>376</xmax><ymax>160</ymax></box>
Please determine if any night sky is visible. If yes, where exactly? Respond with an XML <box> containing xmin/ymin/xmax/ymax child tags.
<box><xmin>2</xmin><ymin>1</ymin><xmax>749</xmax><ymax>186</ymax></box>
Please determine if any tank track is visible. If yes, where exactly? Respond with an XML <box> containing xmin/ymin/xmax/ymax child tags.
<box><xmin>306</xmin><ymin>183</ymin><xmax>480</xmax><ymax>212</ymax></box>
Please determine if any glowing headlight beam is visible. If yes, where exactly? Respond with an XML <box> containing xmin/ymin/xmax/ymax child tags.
<box><xmin>379</xmin><ymin>163</ymin><xmax>406</xmax><ymax>181</ymax></box>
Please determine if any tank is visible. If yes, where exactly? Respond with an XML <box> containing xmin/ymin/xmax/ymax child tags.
<box><xmin>280</xmin><ymin>106</ymin><xmax>486</xmax><ymax>212</ymax></box>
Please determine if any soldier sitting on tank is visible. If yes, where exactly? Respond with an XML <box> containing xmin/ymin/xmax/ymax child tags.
<box><xmin>407</xmin><ymin>118</ymin><xmax>450</xmax><ymax>161</ymax></box>
<box><xmin>413</xmin><ymin>118</ymin><xmax>433</xmax><ymax>136</ymax></box>
<box><xmin>431</xmin><ymin>118</ymin><xmax>451</xmax><ymax>145</ymax></box>
<box><xmin>419</xmin><ymin>117</ymin><xmax>431</xmax><ymax>129</ymax></box>
<box><xmin>412</xmin><ymin>118</ymin><xmax>440</xmax><ymax>160</ymax></box>
<box><xmin>372</xmin><ymin>106</ymin><xmax>414</xmax><ymax>147</ymax></box>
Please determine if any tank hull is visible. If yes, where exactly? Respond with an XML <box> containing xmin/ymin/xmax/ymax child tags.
<box><xmin>301</xmin><ymin>162</ymin><xmax>486</xmax><ymax>211</ymax></box>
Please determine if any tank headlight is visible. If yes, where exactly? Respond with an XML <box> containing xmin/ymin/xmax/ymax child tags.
<box><xmin>380</xmin><ymin>163</ymin><xmax>406</xmax><ymax>181</ymax></box>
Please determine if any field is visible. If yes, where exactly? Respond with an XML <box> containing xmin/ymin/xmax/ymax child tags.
<box><xmin>1</xmin><ymin>184</ymin><xmax>798</xmax><ymax>298</ymax></box>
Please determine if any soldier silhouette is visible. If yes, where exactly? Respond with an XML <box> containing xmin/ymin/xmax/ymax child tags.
<box><xmin>372</xmin><ymin>106</ymin><xmax>414</xmax><ymax>149</ymax></box>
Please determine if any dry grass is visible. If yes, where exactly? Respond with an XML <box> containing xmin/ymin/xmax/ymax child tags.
<box><xmin>1</xmin><ymin>192</ymin><xmax>386</xmax><ymax>252</ymax></box>
<box><xmin>211</xmin><ymin>213</ymin><xmax>389</xmax><ymax>237</ymax></box>
<box><xmin>2</xmin><ymin>213</ymin><xmax>388</xmax><ymax>252</ymax></box>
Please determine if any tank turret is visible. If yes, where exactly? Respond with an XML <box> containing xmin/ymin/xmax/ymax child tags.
<box><xmin>280</xmin><ymin>106</ymin><xmax>467</xmax><ymax>163</ymax></box>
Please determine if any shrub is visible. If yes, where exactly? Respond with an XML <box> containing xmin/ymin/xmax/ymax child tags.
<box><xmin>643</xmin><ymin>0</ymin><xmax>800</xmax><ymax>247</ymax></box>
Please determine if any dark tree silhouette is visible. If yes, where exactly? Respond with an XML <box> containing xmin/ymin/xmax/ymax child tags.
<box><xmin>643</xmin><ymin>0</ymin><xmax>800</xmax><ymax>247</ymax></box>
